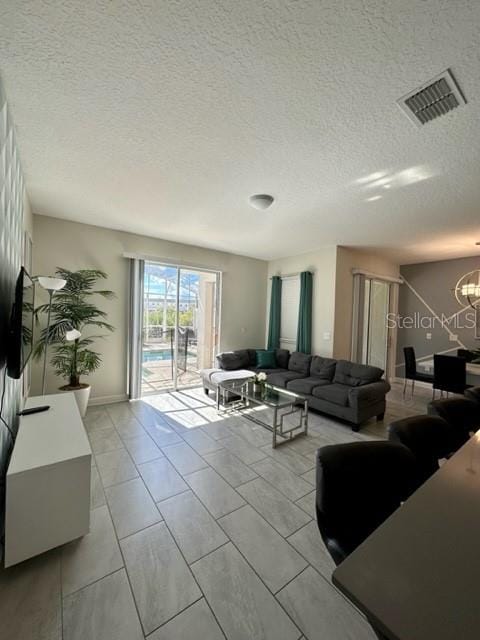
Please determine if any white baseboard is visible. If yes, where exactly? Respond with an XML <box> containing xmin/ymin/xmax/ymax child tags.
<box><xmin>88</xmin><ymin>394</ymin><xmax>129</xmax><ymax>406</ymax></box>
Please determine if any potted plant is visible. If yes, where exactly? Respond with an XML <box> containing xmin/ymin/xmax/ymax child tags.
<box><xmin>253</xmin><ymin>371</ymin><xmax>267</xmax><ymax>395</ymax></box>
<box><xmin>34</xmin><ymin>268</ymin><xmax>115</xmax><ymax>416</ymax></box>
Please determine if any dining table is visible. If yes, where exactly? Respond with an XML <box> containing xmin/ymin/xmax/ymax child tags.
<box><xmin>417</xmin><ymin>358</ymin><xmax>480</xmax><ymax>386</ymax></box>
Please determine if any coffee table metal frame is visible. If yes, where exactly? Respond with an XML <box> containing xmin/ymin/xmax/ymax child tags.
<box><xmin>216</xmin><ymin>378</ymin><xmax>308</xmax><ymax>448</ymax></box>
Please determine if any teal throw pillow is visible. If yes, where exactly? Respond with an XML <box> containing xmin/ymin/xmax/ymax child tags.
<box><xmin>256</xmin><ymin>350</ymin><xmax>277</xmax><ymax>369</ymax></box>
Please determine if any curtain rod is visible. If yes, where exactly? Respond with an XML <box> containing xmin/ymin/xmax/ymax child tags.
<box><xmin>351</xmin><ymin>268</ymin><xmax>403</xmax><ymax>284</ymax></box>
<box><xmin>269</xmin><ymin>271</ymin><xmax>314</xmax><ymax>280</ymax></box>
<box><xmin>123</xmin><ymin>252</ymin><xmax>223</xmax><ymax>274</ymax></box>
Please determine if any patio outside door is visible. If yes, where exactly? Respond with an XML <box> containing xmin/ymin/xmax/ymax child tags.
<box><xmin>362</xmin><ymin>279</ymin><xmax>390</xmax><ymax>371</ymax></box>
<box><xmin>351</xmin><ymin>274</ymin><xmax>398</xmax><ymax>379</ymax></box>
<box><xmin>130</xmin><ymin>260</ymin><xmax>220</xmax><ymax>396</ymax></box>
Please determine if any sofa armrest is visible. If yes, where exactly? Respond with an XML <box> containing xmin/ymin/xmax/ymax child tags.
<box><xmin>348</xmin><ymin>380</ymin><xmax>390</xmax><ymax>410</ymax></box>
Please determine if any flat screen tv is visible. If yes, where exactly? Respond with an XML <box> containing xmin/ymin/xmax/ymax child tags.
<box><xmin>7</xmin><ymin>267</ymin><xmax>35</xmax><ymax>379</ymax></box>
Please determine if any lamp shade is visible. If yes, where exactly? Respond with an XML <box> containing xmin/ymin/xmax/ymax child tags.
<box><xmin>38</xmin><ymin>276</ymin><xmax>67</xmax><ymax>291</ymax></box>
<box><xmin>65</xmin><ymin>329</ymin><xmax>82</xmax><ymax>341</ymax></box>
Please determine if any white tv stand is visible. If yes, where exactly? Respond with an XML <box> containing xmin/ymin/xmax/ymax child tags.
<box><xmin>5</xmin><ymin>392</ymin><xmax>91</xmax><ymax>567</ymax></box>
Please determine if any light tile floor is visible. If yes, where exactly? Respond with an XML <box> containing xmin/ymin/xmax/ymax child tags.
<box><xmin>0</xmin><ymin>382</ymin><xmax>432</xmax><ymax>640</ymax></box>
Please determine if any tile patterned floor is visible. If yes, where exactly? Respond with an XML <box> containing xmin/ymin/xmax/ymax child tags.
<box><xmin>0</xmin><ymin>382</ymin><xmax>432</xmax><ymax>640</ymax></box>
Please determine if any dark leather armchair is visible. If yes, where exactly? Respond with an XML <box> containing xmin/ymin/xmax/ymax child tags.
<box><xmin>433</xmin><ymin>354</ymin><xmax>470</xmax><ymax>396</ymax></box>
<box><xmin>427</xmin><ymin>397</ymin><xmax>480</xmax><ymax>449</ymax></box>
<box><xmin>315</xmin><ymin>441</ymin><xmax>417</xmax><ymax>565</ymax></box>
<box><xmin>315</xmin><ymin>441</ymin><xmax>417</xmax><ymax>640</ymax></box>
<box><xmin>388</xmin><ymin>415</ymin><xmax>452</xmax><ymax>486</ymax></box>
<box><xmin>465</xmin><ymin>386</ymin><xmax>480</xmax><ymax>405</ymax></box>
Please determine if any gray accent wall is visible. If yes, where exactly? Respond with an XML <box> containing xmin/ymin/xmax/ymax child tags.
<box><xmin>0</xmin><ymin>76</ymin><xmax>27</xmax><ymax>551</ymax></box>
<box><xmin>396</xmin><ymin>256</ymin><xmax>480</xmax><ymax>377</ymax></box>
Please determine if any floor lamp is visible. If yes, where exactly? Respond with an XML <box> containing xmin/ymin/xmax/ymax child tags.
<box><xmin>37</xmin><ymin>276</ymin><xmax>67</xmax><ymax>395</ymax></box>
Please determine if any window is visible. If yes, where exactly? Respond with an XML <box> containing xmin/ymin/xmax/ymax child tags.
<box><xmin>280</xmin><ymin>276</ymin><xmax>300</xmax><ymax>350</ymax></box>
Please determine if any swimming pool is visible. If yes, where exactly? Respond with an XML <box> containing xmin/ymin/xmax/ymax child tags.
<box><xmin>143</xmin><ymin>349</ymin><xmax>196</xmax><ymax>362</ymax></box>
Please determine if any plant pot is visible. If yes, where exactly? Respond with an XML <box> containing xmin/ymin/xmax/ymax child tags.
<box><xmin>253</xmin><ymin>382</ymin><xmax>266</xmax><ymax>396</ymax></box>
<box><xmin>59</xmin><ymin>383</ymin><xmax>91</xmax><ymax>417</ymax></box>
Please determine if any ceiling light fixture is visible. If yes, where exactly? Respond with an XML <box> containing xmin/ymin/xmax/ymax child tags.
<box><xmin>366</xmin><ymin>195</ymin><xmax>382</xmax><ymax>202</ymax></box>
<box><xmin>454</xmin><ymin>270</ymin><xmax>480</xmax><ymax>310</ymax></box>
<box><xmin>249</xmin><ymin>194</ymin><xmax>274</xmax><ymax>210</ymax></box>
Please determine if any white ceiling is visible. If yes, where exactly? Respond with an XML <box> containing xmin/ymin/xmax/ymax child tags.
<box><xmin>1</xmin><ymin>1</ymin><xmax>480</xmax><ymax>264</ymax></box>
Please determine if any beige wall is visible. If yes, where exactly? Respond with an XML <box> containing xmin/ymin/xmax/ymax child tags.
<box><xmin>32</xmin><ymin>215</ymin><xmax>268</xmax><ymax>402</ymax></box>
<box><xmin>266</xmin><ymin>245</ymin><xmax>399</xmax><ymax>362</ymax></box>
<box><xmin>267</xmin><ymin>247</ymin><xmax>338</xmax><ymax>357</ymax></box>
<box><xmin>333</xmin><ymin>246</ymin><xmax>400</xmax><ymax>359</ymax></box>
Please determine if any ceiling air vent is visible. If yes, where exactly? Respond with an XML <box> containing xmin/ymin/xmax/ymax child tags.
<box><xmin>397</xmin><ymin>69</ymin><xmax>466</xmax><ymax>127</ymax></box>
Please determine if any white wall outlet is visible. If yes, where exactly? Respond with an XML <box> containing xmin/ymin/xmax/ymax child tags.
<box><xmin>426</xmin><ymin>332</ymin><xmax>432</xmax><ymax>340</ymax></box>
<box><xmin>449</xmin><ymin>334</ymin><xmax>458</xmax><ymax>342</ymax></box>
<box><xmin>323</xmin><ymin>332</ymin><xmax>331</xmax><ymax>341</ymax></box>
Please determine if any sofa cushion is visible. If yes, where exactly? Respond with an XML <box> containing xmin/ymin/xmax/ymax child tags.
<box><xmin>312</xmin><ymin>383</ymin><xmax>350</xmax><ymax>406</ymax></box>
<box><xmin>275</xmin><ymin>348</ymin><xmax>290</xmax><ymax>369</ymax></box>
<box><xmin>267</xmin><ymin>371</ymin><xmax>307</xmax><ymax>388</ymax></box>
<box><xmin>217</xmin><ymin>350</ymin><xmax>249</xmax><ymax>371</ymax></box>
<box><xmin>310</xmin><ymin>356</ymin><xmax>337</xmax><ymax>381</ymax></box>
<box><xmin>287</xmin><ymin>377</ymin><xmax>331</xmax><ymax>395</ymax></box>
<box><xmin>288</xmin><ymin>352</ymin><xmax>312</xmax><ymax>375</ymax></box>
<box><xmin>247</xmin><ymin>349</ymin><xmax>257</xmax><ymax>366</ymax></box>
<box><xmin>256</xmin><ymin>350</ymin><xmax>277</xmax><ymax>369</ymax></box>
<box><xmin>333</xmin><ymin>360</ymin><xmax>383</xmax><ymax>387</ymax></box>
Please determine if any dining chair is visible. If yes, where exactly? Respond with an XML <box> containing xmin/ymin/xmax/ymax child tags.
<box><xmin>403</xmin><ymin>346</ymin><xmax>434</xmax><ymax>395</ymax></box>
<box><xmin>433</xmin><ymin>354</ymin><xmax>470</xmax><ymax>397</ymax></box>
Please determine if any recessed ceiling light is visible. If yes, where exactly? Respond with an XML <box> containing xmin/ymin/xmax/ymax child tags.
<box><xmin>383</xmin><ymin>184</ymin><xmax>391</xmax><ymax>189</ymax></box>
<box><xmin>366</xmin><ymin>195</ymin><xmax>382</xmax><ymax>202</ymax></box>
<box><xmin>249</xmin><ymin>194</ymin><xmax>274</xmax><ymax>210</ymax></box>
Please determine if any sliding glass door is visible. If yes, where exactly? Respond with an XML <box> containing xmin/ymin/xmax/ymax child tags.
<box><xmin>361</xmin><ymin>279</ymin><xmax>390</xmax><ymax>370</ymax></box>
<box><xmin>352</xmin><ymin>274</ymin><xmax>398</xmax><ymax>378</ymax></box>
<box><xmin>130</xmin><ymin>261</ymin><xmax>220</xmax><ymax>396</ymax></box>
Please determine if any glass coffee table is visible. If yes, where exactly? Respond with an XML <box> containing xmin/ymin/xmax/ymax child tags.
<box><xmin>216</xmin><ymin>378</ymin><xmax>308</xmax><ymax>448</ymax></box>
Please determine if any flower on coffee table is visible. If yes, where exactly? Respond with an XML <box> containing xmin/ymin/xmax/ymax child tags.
<box><xmin>254</xmin><ymin>372</ymin><xmax>267</xmax><ymax>384</ymax></box>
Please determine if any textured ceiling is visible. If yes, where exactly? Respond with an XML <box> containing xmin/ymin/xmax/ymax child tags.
<box><xmin>1</xmin><ymin>0</ymin><xmax>480</xmax><ymax>264</ymax></box>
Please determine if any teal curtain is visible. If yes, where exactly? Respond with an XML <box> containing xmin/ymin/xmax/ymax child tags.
<box><xmin>267</xmin><ymin>276</ymin><xmax>282</xmax><ymax>350</ymax></box>
<box><xmin>296</xmin><ymin>271</ymin><xmax>313</xmax><ymax>354</ymax></box>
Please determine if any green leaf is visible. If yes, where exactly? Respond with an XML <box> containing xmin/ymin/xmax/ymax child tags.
<box><xmin>33</xmin><ymin>268</ymin><xmax>115</xmax><ymax>382</ymax></box>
